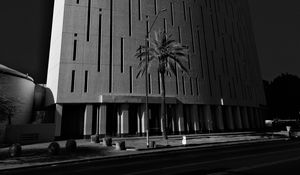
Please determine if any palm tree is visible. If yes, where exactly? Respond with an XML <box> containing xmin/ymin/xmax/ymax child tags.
<box><xmin>136</xmin><ymin>30</ymin><xmax>189</xmax><ymax>140</ymax></box>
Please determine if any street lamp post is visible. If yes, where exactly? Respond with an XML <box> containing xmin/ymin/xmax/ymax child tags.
<box><xmin>145</xmin><ymin>8</ymin><xmax>167</xmax><ymax>148</ymax></box>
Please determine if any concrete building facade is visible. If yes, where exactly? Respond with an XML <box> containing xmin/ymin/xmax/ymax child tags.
<box><xmin>47</xmin><ymin>0</ymin><xmax>266</xmax><ymax>139</ymax></box>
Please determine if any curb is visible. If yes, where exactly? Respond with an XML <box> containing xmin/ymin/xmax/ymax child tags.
<box><xmin>0</xmin><ymin>137</ymin><xmax>286</xmax><ymax>172</ymax></box>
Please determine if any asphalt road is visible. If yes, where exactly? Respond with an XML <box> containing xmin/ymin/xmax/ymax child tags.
<box><xmin>2</xmin><ymin>139</ymin><xmax>300</xmax><ymax>175</ymax></box>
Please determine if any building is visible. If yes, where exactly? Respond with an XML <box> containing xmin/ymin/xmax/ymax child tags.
<box><xmin>47</xmin><ymin>0</ymin><xmax>266</xmax><ymax>139</ymax></box>
<box><xmin>0</xmin><ymin>64</ymin><xmax>35</xmax><ymax>126</ymax></box>
<box><xmin>0</xmin><ymin>64</ymin><xmax>55</xmax><ymax>144</ymax></box>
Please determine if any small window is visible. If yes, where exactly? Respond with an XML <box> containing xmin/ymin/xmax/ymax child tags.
<box><xmin>121</xmin><ymin>37</ymin><xmax>124</xmax><ymax>73</ymax></box>
<box><xmin>73</xmin><ymin>40</ymin><xmax>77</xmax><ymax>61</ymax></box>
<box><xmin>182</xmin><ymin>74</ymin><xmax>186</xmax><ymax>95</ymax></box>
<box><xmin>84</xmin><ymin>71</ymin><xmax>88</xmax><ymax>93</ymax></box>
<box><xmin>148</xmin><ymin>74</ymin><xmax>152</xmax><ymax>94</ymax></box>
<box><xmin>190</xmin><ymin>77</ymin><xmax>193</xmax><ymax>95</ymax></box>
<box><xmin>170</xmin><ymin>2</ymin><xmax>174</xmax><ymax>26</ymax></box>
<box><xmin>71</xmin><ymin>70</ymin><xmax>75</xmax><ymax>92</ymax></box>
<box><xmin>86</xmin><ymin>0</ymin><xmax>91</xmax><ymax>41</ymax></box>
<box><xmin>128</xmin><ymin>0</ymin><xmax>132</xmax><ymax>36</ymax></box>
<box><xmin>129</xmin><ymin>66</ymin><xmax>133</xmax><ymax>93</ymax></box>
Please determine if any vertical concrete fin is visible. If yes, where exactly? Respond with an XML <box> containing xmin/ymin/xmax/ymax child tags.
<box><xmin>84</xmin><ymin>104</ymin><xmax>93</xmax><ymax>137</ymax></box>
<box><xmin>46</xmin><ymin>0</ymin><xmax>66</xmax><ymax>103</ymax></box>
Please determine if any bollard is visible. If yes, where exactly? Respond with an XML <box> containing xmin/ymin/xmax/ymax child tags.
<box><xmin>150</xmin><ymin>141</ymin><xmax>156</xmax><ymax>148</ymax></box>
<box><xmin>182</xmin><ymin>135</ymin><xmax>187</xmax><ymax>146</ymax></box>
<box><xmin>102</xmin><ymin>137</ymin><xmax>112</xmax><ymax>147</ymax></box>
<box><xmin>286</xmin><ymin>126</ymin><xmax>292</xmax><ymax>138</ymax></box>
<box><xmin>115</xmin><ymin>141</ymin><xmax>126</xmax><ymax>150</ymax></box>
<box><xmin>8</xmin><ymin>143</ymin><xmax>22</xmax><ymax>157</ymax></box>
<box><xmin>90</xmin><ymin>134</ymin><xmax>100</xmax><ymax>143</ymax></box>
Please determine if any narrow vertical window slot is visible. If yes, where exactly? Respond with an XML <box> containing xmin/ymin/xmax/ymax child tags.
<box><xmin>221</xmin><ymin>57</ymin><xmax>226</xmax><ymax>74</ymax></box>
<box><xmin>121</xmin><ymin>37</ymin><xmax>124</xmax><ymax>73</ymax></box>
<box><xmin>84</xmin><ymin>70</ymin><xmax>88</xmax><ymax>93</ymax></box>
<box><xmin>170</xmin><ymin>2</ymin><xmax>174</xmax><ymax>26</ymax></box>
<box><xmin>98</xmin><ymin>13</ymin><xmax>102</xmax><ymax>72</ymax></box>
<box><xmin>228</xmin><ymin>82</ymin><xmax>233</xmax><ymax>98</ymax></box>
<box><xmin>209</xmin><ymin>0</ymin><xmax>212</xmax><ymax>9</ymax></box>
<box><xmin>219</xmin><ymin>75</ymin><xmax>223</xmax><ymax>97</ymax></box>
<box><xmin>210</xmin><ymin>14</ymin><xmax>217</xmax><ymax>50</ymax></box>
<box><xmin>71</xmin><ymin>70</ymin><xmax>75</xmax><ymax>92</ymax></box>
<box><xmin>183</xmin><ymin>1</ymin><xmax>186</xmax><ymax>21</ymax></box>
<box><xmin>200</xmin><ymin>6</ymin><xmax>209</xmax><ymax>73</ymax></box>
<box><xmin>146</xmin><ymin>20</ymin><xmax>149</xmax><ymax>37</ymax></box>
<box><xmin>148</xmin><ymin>74</ymin><xmax>152</xmax><ymax>94</ymax></box>
<box><xmin>230</xmin><ymin>37</ymin><xmax>238</xmax><ymax>80</ymax></box>
<box><xmin>211</xmin><ymin>51</ymin><xmax>217</xmax><ymax>80</ymax></box>
<box><xmin>187</xmin><ymin>54</ymin><xmax>191</xmax><ymax>69</ymax></box>
<box><xmin>154</xmin><ymin>0</ymin><xmax>157</xmax><ymax>15</ymax></box>
<box><xmin>76</xmin><ymin>0</ymin><xmax>79</xmax><ymax>4</ymax></box>
<box><xmin>158</xmin><ymin>72</ymin><xmax>161</xmax><ymax>94</ymax></box>
<box><xmin>109</xmin><ymin>0</ymin><xmax>113</xmax><ymax>93</ymax></box>
<box><xmin>129</xmin><ymin>0</ymin><xmax>132</xmax><ymax>36</ymax></box>
<box><xmin>163</xmin><ymin>18</ymin><xmax>167</xmax><ymax>33</ymax></box>
<box><xmin>222</xmin><ymin>37</ymin><xmax>229</xmax><ymax>74</ymax></box>
<box><xmin>197</xmin><ymin>30</ymin><xmax>204</xmax><ymax>78</ymax></box>
<box><xmin>238</xmin><ymin>62</ymin><xmax>242</xmax><ymax>82</ymax></box>
<box><xmin>138</xmin><ymin>0</ymin><xmax>142</xmax><ymax>21</ymax></box>
<box><xmin>73</xmin><ymin>40</ymin><xmax>77</xmax><ymax>61</ymax></box>
<box><xmin>182</xmin><ymin>73</ymin><xmax>186</xmax><ymax>95</ymax></box>
<box><xmin>190</xmin><ymin>77</ymin><xmax>193</xmax><ymax>95</ymax></box>
<box><xmin>129</xmin><ymin>66</ymin><xmax>133</xmax><ymax>93</ymax></box>
<box><xmin>176</xmin><ymin>68</ymin><xmax>179</xmax><ymax>95</ymax></box>
<box><xmin>232</xmin><ymin>77</ymin><xmax>237</xmax><ymax>99</ymax></box>
<box><xmin>201</xmin><ymin>6</ymin><xmax>211</xmax><ymax>96</ymax></box>
<box><xmin>86</xmin><ymin>0</ymin><xmax>91</xmax><ymax>42</ymax></box>
<box><xmin>188</xmin><ymin>7</ymin><xmax>195</xmax><ymax>53</ymax></box>
<box><xmin>195</xmin><ymin>77</ymin><xmax>199</xmax><ymax>96</ymax></box>
<box><xmin>208</xmin><ymin>73</ymin><xmax>213</xmax><ymax>97</ymax></box>
<box><xmin>138</xmin><ymin>46</ymin><xmax>142</xmax><ymax>61</ymax></box>
<box><xmin>205</xmin><ymin>52</ymin><xmax>213</xmax><ymax>97</ymax></box>
<box><xmin>213</xmin><ymin>0</ymin><xmax>220</xmax><ymax>36</ymax></box>
<box><xmin>178</xmin><ymin>26</ymin><xmax>182</xmax><ymax>43</ymax></box>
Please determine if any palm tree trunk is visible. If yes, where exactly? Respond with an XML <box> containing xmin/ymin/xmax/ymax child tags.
<box><xmin>160</xmin><ymin>72</ymin><xmax>168</xmax><ymax>140</ymax></box>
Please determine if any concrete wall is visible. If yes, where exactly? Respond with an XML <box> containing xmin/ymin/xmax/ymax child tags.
<box><xmin>46</xmin><ymin>0</ymin><xmax>66</xmax><ymax>103</ymax></box>
<box><xmin>47</xmin><ymin>0</ymin><xmax>266</xmax><ymax>108</ymax></box>
<box><xmin>4</xmin><ymin>124</ymin><xmax>55</xmax><ymax>144</ymax></box>
<box><xmin>0</xmin><ymin>73</ymin><xmax>35</xmax><ymax>125</ymax></box>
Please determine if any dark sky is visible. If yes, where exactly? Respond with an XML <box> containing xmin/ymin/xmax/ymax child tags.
<box><xmin>249</xmin><ymin>0</ymin><xmax>300</xmax><ymax>81</ymax></box>
<box><xmin>0</xmin><ymin>0</ymin><xmax>54</xmax><ymax>84</ymax></box>
<box><xmin>0</xmin><ymin>0</ymin><xmax>299</xmax><ymax>83</ymax></box>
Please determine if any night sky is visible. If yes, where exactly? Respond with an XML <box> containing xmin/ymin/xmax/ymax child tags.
<box><xmin>0</xmin><ymin>0</ymin><xmax>299</xmax><ymax>83</ymax></box>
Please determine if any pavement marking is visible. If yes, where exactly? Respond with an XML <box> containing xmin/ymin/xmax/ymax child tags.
<box><xmin>123</xmin><ymin>146</ymin><xmax>300</xmax><ymax>175</ymax></box>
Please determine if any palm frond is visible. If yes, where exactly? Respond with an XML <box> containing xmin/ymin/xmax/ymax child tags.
<box><xmin>135</xmin><ymin>30</ymin><xmax>189</xmax><ymax>78</ymax></box>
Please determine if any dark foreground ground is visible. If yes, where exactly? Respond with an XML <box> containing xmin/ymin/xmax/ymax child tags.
<box><xmin>0</xmin><ymin>131</ymin><xmax>291</xmax><ymax>174</ymax></box>
<box><xmin>2</xmin><ymin>139</ymin><xmax>300</xmax><ymax>175</ymax></box>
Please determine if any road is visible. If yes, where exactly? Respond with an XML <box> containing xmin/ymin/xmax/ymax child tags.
<box><xmin>2</xmin><ymin>139</ymin><xmax>300</xmax><ymax>175</ymax></box>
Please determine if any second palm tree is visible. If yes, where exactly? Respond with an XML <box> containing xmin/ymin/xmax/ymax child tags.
<box><xmin>136</xmin><ymin>30</ymin><xmax>189</xmax><ymax>140</ymax></box>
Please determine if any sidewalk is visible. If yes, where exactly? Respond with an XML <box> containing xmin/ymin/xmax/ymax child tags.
<box><xmin>0</xmin><ymin>131</ymin><xmax>288</xmax><ymax>171</ymax></box>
